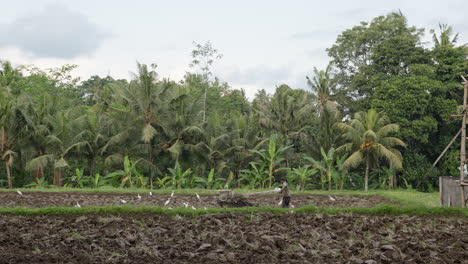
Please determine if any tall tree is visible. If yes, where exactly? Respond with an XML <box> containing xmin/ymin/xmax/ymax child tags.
<box><xmin>307</xmin><ymin>65</ymin><xmax>341</xmax><ymax>154</ymax></box>
<box><xmin>189</xmin><ymin>41</ymin><xmax>223</xmax><ymax>122</ymax></box>
<box><xmin>117</xmin><ymin>62</ymin><xmax>168</xmax><ymax>188</ymax></box>
<box><xmin>327</xmin><ymin>12</ymin><xmax>428</xmax><ymax>111</ymax></box>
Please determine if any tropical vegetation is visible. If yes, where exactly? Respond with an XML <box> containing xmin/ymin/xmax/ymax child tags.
<box><xmin>0</xmin><ymin>12</ymin><xmax>466</xmax><ymax>192</ymax></box>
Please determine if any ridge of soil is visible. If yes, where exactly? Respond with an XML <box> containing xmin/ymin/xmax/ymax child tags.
<box><xmin>0</xmin><ymin>213</ymin><xmax>465</xmax><ymax>264</ymax></box>
<box><xmin>0</xmin><ymin>192</ymin><xmax>398</xmax><ymax>208</ymax></box>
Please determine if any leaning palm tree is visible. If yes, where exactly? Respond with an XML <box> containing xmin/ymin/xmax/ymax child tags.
<box><xmin>336</xmin><ymin>109</ymin><xmax>406</xmax><ymax>192</ymax></box>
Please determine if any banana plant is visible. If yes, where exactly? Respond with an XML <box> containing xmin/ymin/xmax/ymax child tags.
<box><xmin>64</xmin><ymin>168</ymin><xmax>91</xmax><ymax>188</ymax></box>
<box><xmin>250</xmin><ymin>135</ymin><xmax>292</xmax><ymax>188</ymax></box>
<box><xmin>167</xmin><ymin>162</ymin><xmax>193</xmax><ymax>189</ymax></box>
<box><xmin>370</xmin><ymin>167</ymin><xmax>396</xmax><ymax>189</ymax></box>
<box><xmin>239</xmin><ymin>162</ymin><xmax>268</xmax><ymax>188</ymax></box>
<box><xmin>105</xmin><ymin>156</ymin><xmax>146</xmax><ymax>188</ymax></box>
<box><xmin>287</xmin><ymin>165</ymin><xmax>318</xmax><ymax>190</ymax></box>
<box><xmin>304</xmin><ymin>147</ymin><xmax>336</xmax><ymax>191</ymax></box>
<box><xmin>333</xmin><ymin>154</ymin><xmax>349</xmax><ymax>190</ymax></box>
<box><xmin>155</xmin><ymin>176</ymin><xmax>172</xmax><ymax>189</ymax></box>
<box><xmin>195</xmin><ymin>168</ymin><xmax>225</xmax><ymax>189</ymax></box>
<box><xmin>26</xmin><ymin>177</ymin><xmax>50</xmax><ymax>188</ymax></box>
<box><xmin>91</xmin><ymin>173</ymin><xmax>110</xmax><ymax>188</ymax></box>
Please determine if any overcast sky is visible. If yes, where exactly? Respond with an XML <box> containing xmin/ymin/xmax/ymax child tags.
<box><xmin>0</xmin><ymin>0</ymin><xmax>467</xmax><ymax>98</ymax></box>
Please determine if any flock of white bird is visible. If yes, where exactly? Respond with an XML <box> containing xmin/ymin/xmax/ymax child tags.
<box><xmin>12</xmin><ymin>189</ymin><xmax>338</xmax><ymax>209</ymax></box>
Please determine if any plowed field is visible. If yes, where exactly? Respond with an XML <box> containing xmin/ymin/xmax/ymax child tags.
<box><xmin>0</xmin><ymin>191</ymin><xmax>398</xmax><ymax>208</ymax></box>
<box><xmin>0</xmin><ymin>213</ymin><xmax>466</xmax><ymax>264</ymax></box>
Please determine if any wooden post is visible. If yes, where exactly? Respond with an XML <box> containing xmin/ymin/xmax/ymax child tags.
<box><xmin>462</xmin><ymin>78</ymin><xmax>468</xmax><ymax>208</ymax></box>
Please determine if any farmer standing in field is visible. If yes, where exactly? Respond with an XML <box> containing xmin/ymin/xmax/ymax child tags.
<box><xmin>279</xmin><ymin>178</ymin><xmax>291</xmax><ymax>208</ymax></box>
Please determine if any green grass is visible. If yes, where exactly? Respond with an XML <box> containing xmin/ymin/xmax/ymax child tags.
<box><xmin>1</xmin><ymin>187</ymin><xmax>440</xmax><ymax>207</ymax></box>
<box><xmin>0</xmin><ymin>204</ymin><xmax>465</xmax><ymax>217</ymax></box>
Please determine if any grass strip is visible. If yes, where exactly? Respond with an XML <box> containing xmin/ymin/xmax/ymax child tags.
<box><xmin>0</xmin><ymin>204</ymin><xmax>465</xmax><ymax>217</ymax></box>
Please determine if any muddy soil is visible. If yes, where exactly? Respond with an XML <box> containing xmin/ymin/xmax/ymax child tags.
<box><xmin>0</xmin><ymin>191</ymin><xmax>398</xmax><ymax>208</ymax></box>
<box><xmin>0</xmin><ymin>213</ymin><xmax>465</xmax><ymax>264</ymax></box>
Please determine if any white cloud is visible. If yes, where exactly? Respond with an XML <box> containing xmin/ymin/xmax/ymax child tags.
<box><xmin>0</xmin><ymin>3</ymin><xmax>109</xmax><ymax>59</ymax></box>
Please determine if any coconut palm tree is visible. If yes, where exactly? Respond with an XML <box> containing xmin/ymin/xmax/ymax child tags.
<box><xmin>307</xmin><ymin>65</ymin><xmax>341</xmax><ymax>154</ymax></box>
<box><xmin>306</xmin><ymin>65</ymin><xmax>338</xmax><ymax>115</ymax></box>
<box><xmin>74</xmin><ymin>109</ymin><xmax>112</xmax><ymax>177</ymax></box>
<box><xmin>0</xmin><ymin>92</ymin><xmax>29</xmax><ymax>188</ymax></box>
<box><xmin>18</xmin><ymin>93</ymin><xmax>60</xmax><ymax>182</ymax></box>
<box><xmin>431</xmin><ymin>23</ymin><xmax>459</xmax><ymax>48</ymax></box>
<box><xmin>336</xmin><ymin>109</ymin><xmax>406</xmax><ymax>192</ymax></box>
<box><xmin>114</xmin><ymin>62</ymin><xmax>172</xmax><ymax>188</ymax></box>
<box><xmin>26</xmin><ymin>110</ymin><xmax>82</xmax><ymax>186</ymax></box>
<box><xmin>0</xmin><ymin>100</ymin><xmax>16</xmax><ymax>188</ymax></box>
<box><xmin>257</xmin><ymin>85</ymin><xmax>313</xmax><ymax>143</ymax></box>
<box><xmin>223</xmin><ymin>112</ymin><xmax>268</xmax><ymax>186</ymax></box>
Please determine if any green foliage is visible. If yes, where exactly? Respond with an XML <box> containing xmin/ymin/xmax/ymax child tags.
<box><xmin>90</xmin><ymin>173</ymin><xmax>110</xmax><ymax>188</ymax></box>
<box><xmin>327</xmin><ymin>12</ymin><xmax>428</xmax><ymax>111</ymax></box>
<box><xmin>370</xmin><ymin>167</ymin><xmax>396</xmax><ymax>189</ymax></box>
<box><xmin>287</xmin><ymin>166</ymin><xmax>317</xmax><ymax>190</ymax></box>
<box><xmin>64</xmin><ymin>169</ymin><xmax>90</xmax><ymax>188</ymax></box>
<box><xmin>195</xmin><ymin>168</ymin><xmax>225</xmax><ymax>189</ymax></box>
<box><xmin>240</xmin><ymin>162</ymin><xmax>269</xmax><ymax>188</ymax></box>
<box><xmin>156</xmin><ymin>176</ymin><xmax>172</xmax><ymax>189</ymax></box>
<box><xmin>105</xmin><ymin>156</ymin><xmax>146</xmax><ymax>188</ymax></box>
<box><xmin>371</xmin><ymin>75</ymin><xmax>457</xmax><ymax>149</ymax></box>
<box><xmin>336</xmin><ymin>109</ymin><xmax>406</xmax><ymax>192</ymax></box>
<box><xmin>304</xmin><ymin>147</ymin><xmax>348</xmax><ymax>190</ymax></box>
<box><xmin>167</xmin><ymin>162</ymin><xmax>194</xmax><ymax>189</ymax></box>
<box><xmin>250</xmin><ymin>135</ymin><xmax>292</xmax><ymax>188</ymax></box>
<box><xmin>26</xmin><ymin>178</ymin><xmax>50</xmax><ymax>189</ymax></box>
<box><xmin>400</xmin><ymin>152</ymin><xmax>438</xmax><ymax>191</ymax></box>
<box><xmin>0</xmin><ymin>12</ymin><xmax>466</xmax><ymax>192</ymax></box>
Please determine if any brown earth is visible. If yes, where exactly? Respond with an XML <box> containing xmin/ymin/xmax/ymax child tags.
<box><xmin>0</xmin><ymin>213</ymin><xmax>466</xmax><ymax>264</ymax></box>
<box><xmin>0</xmin><ymin>191</ymin><xmax>398</xmax><ymax>208</ymax></box>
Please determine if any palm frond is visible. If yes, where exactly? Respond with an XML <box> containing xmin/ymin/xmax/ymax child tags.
<box><xmin>343</xmin><ymin>150</ymin><xmax>364</xmax><ymax>169</ymax></box>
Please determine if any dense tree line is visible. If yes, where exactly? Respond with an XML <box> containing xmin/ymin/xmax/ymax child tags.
<box><xmin>0</xmin><ymin>12</ymin><xmax>466</xmax><ymax>191</ymax></box>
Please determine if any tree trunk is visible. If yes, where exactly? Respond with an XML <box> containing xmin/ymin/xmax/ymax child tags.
<box><xmin>328</xmin><ymin>172</ymin><xmax>332</xmax><ymax>191</ymax></box>
<box><xmin>365</xmin><ymin>156</ymin><xmax>369</xmax><ymax>192</ymax></box>
<box><xmin>5</xmin><ymin>161</ymin><xmax>12</xmax><ymax>189</ymax></box>
<box><xmin>53</xmin><ymin>168</ymin><xmax>63</xmax><ymax>187</ymax></box>
<box><xmin>269</xmin><ymin>164</ymin><xmax>273</xmax><ymax>188</ymax></box>
<box><xmin>320</xmin><ymin>174</ymin><xmax>325</xmax><ymax>190</ymax></box>
<box><xmin>237</xmin><ymin>167</ymin><xmax>241</xmax><ymax>188</ymax></box>
<box><xmin>35</xmin><ymin>148</ymin><xmax>45</xmax><ymax>180</ymax></box>
<box><xmin>149</xmin><ymin>143</ymin><xmax>154</xmax><ymax>189</ymax></box>
<box><xmin>202</xmin><ymin>87</ymin><xmax>207</xmax><ymax>122</ymax></box>
<box><xmin>88</xmin><ymin>156</ymin><xmax>96</xmax><ymax>178</ymax></box>
<box><xmin>34</xmin><ymin>168</ymin><xmax>41</xmax><ymax>183</ymax></box>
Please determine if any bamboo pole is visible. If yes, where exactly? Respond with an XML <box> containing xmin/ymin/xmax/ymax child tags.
<box><xmin>431</xmin><ymin>128</ymin><xmax>461</xmax><ymax>168</ymax></box>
